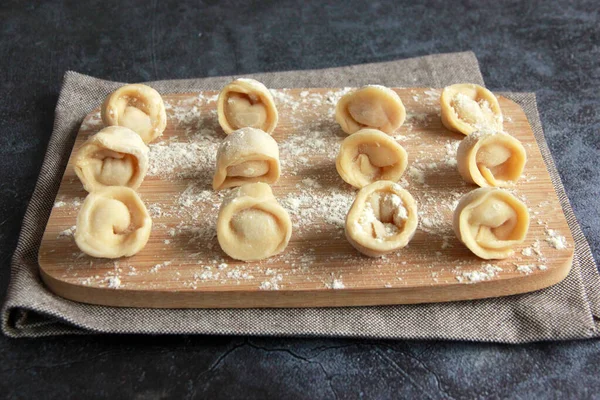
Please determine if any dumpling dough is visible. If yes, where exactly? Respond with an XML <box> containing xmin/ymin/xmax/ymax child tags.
<box><xmin>335</xmin><ymin>85</ymin><xmax>406</xmax><ymax>135</ymax></box>
<box><xmin>101</xmin><ymin>84</ymin><xmax>167</xmax><ymax>143</ymax></box>
<box><xmin>345</xmin><ymin>181</ymin><xmax>418</xmax><ymax>257</ymax></box>
<box><xmin>74</xmin><ymin>126</ymin><xmax>149</xmax><ymax>192</ymax></box>
<box><xmin>217</xmin><ymin>78</ymin><xmax>278</xmax><ymax>135</ymax></box>
<box><xmin>75</xmin><ymin>186</ymin><xmax>152</xmax><ymax>258</ymax></box>
<box><xmin>213</xmin><ymin>127</ymin><xmax>280</xmax><ymax>190</ymax></box>
<box><xmin>217</xmin><ymin>182</ymin><xmax>292</xmax><ymax>261</ymax></box>
<box><xmin>336</xmin><ymin>128</ymin><xmax>408</xmax><ymax>188</ymax></box>
<box><xmin>440</xmin><ymin>83</ymin><xmax>503</xmax><ymax>135</ymax></box>
<box><xmin>457</xmin><ymin>131</ymin><xmax>526</xmax><ymax>187</ymax></box>
<box><xmin>453</xmin><ymin>188</ymin><xmax>529</xmax><ymax>259</ymax></box>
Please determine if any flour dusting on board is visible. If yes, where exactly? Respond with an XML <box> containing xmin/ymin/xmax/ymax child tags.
<box><xmin>45</xmin><ymin>88</ymin><xmax>571</xmax><ymax>296</ymax></box>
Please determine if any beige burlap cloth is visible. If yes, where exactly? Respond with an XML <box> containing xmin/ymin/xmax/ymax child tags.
<box><xmin>3</xmin><ymin>51</ymin><xmax>599</xmax><ymax>342</ymax></box>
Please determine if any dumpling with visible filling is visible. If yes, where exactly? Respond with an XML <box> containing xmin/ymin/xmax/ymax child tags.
<box><xmin>101</xmin><ymin>84</ymin><xmax>167</xmax><ymax>143</ymax></box>
<box><xmin>335</xmin><ymin>85</ymin><xmax>406</xmax><ymax>135</ymax></box>
<box><xmin>336</xmin><ymin>128</ymin><xmax>408</xmax><ymax>188</ymax></box>
<box><xmin>440</xmin><ymin>83</ymin><xmax>503</xmax><ymax>135</ymax></box>
<box><xmin>74</xmin><ymin>126</ymin><xmax>149</xmax><ymax>192</ymax></box>
<box><xmin>75</xmin><ymin>186</ymin><xmax>152</xmax><ymax>259</ymax></box>
<box><xmin>217</xmin><ymin>182</ymin><xmax>292</xmax><ymax>261</ymax></box>
<box><xmin>453</xmin><ymin>187</ymin><xmax>529</xmax><ymax>259</ymax></box>
<box><xmin>213</xmin><ymin>127</ymin><xmax>280</xmax><ymax>190</ymax></box>
<box><xmin>217</xmin><ymin>78</ymin><xmax>278</xmax><ymax>134</ymax></box>
<box><xmin>457</xmin><ymin>131</ymin><xmax>526</xmax><ymax>187</ymax></box>
<box><xmin>345</xmin><ymin>180</ymin><xmax>418</xmax><ymax>257</ymax></box>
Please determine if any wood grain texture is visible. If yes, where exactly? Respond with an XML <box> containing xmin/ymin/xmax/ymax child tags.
<box><xmin>38</xmin><ymin>88</ymin><xmax>574</xmax><ymax>308</ymax></box>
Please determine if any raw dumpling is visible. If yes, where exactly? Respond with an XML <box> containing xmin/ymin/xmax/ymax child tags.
<box><xmin>74</xmin><ymin>126</ymin><xmax>149</xmax><ymax>192</ymax></box>
<box><xmin>213</xmin><ymin>127</ymin><xmax>280</xmax><ymax>190</ymax></box>
<box><xmin>336</xmin><ymin>128</ymin><xmax>408</xmax><ymax>188</ymax></box>
<box><xmin>440</xmin><ymin>83</ymin><xmax>503</xmax><ymax>135</ymax></box>
<box><xmin>345</xmin><ymin>181</ymin><xmax>418</xmax><ymax>257</ymax></box>
<box><xmin>75</xmin><ymin>186</ymin><xmax>152</xmax><ymax>258</ymax></box>
<box><xmin>101</xmin><ymin>83</ymin><xmax>167</xmax><ymax>143</ymax></box>
<box><xmin>217</xmin><ymin>182</ymin><xmax>292</xmax><ymax>261</ymax></box>
<box><xmin>217</xmin><ymin>78</ymin><xmax>278</xmax><ymax>134</ymax></box>
<box><xmin>457</xmin><ymin>131</ymin><xmax>526</xmax><ymax>187</ymax></box>
<box><xmin>453</xmin><ymin>188</ymin><xmax>529</xmax><ymax>259</ymax></box>
<box><xmin>335</xmin><ymin>85</ymin><xmax>406</xmax><ymax>135</ymax></box>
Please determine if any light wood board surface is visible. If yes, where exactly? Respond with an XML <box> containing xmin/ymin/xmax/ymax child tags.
<box><xmin>38</xmin><ymin>88</ymin><xmax>574</xmax><ymax>308</ymax></box>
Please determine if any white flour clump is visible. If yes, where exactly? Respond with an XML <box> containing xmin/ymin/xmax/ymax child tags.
<box><xmin>545</xmin><ymin>229</ymin><xmax>567</xmax><ymax>250</ymax></box>
<box><xmin>106</xmin><ymin>276</ymin><xmax>121</xmax><ymax>289</ymax></box>
<box><xmin>457</xmin><ymin>264</ymin><xmax>502</xmax><ymax>283</ymax></box>
<box><xmin>326</xmin><ymin>273</ymin><xmax>345</xmax><ymax>289</ymax></box>
<box><xmin>58</xmin><ymin>225</ymin><xmax>76</xmax><ymax>238</ymax></box>
<box><xmin>259</xmin><ymin>274</ymin><xmax>283</xmax><ymax>290</ymax></box>
<box><xmin>516</xmin><ymin>264</ymin><xmax>534</xmax><ymax>275</ymax></box>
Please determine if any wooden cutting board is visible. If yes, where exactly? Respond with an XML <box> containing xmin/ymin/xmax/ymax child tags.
<box><xmin>38</xmin><ymin>88</ymin><xmax>574</xmax><ymax>308</ymax></box>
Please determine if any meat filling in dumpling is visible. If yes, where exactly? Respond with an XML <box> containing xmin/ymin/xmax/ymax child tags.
<box><xmin>440</xmin><ymin>83</ymin><xmax>503</xmax><ymax>135</ymax></box>
<box><xmin>345</xmin><ymin>181</ymin><xmax>418</xmax><ymax>257</ymax></box>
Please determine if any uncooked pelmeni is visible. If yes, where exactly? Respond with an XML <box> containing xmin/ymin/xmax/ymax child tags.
<box><xmin>335</xmin><ymin>85</ymin><xmax>406</xmax><ymax>135</ymax></box>
<box><xmin>440</xmin><ymin>83</ymin><xmax>503</xmax><ymax>135</ymax></box>
<box><xmin>217</xmin><ymin>182</ymin><xmax>292</xmax><ymax>261</ymax></box>
<box><xmin>453</xmin><ymin>187</ymin><xmax>529</xmax><ymax>259</ymax></box>
<box><xmin>75</xmin><ymin>187</ymin><xmax>152</xmax><ymax>259</ymax></box>
<box><xmin>345</xmin><ymin>181</ymin><xmax>418</xmax><ymax>257</ymax></box>
<box><xmin>74</xmin><ymin>126</ymin><xmax>149</xmax><ymax>192</ymax></box>
<box><xmin>457</xmin><ymin>131</ymin><xmax>526</xmax><ymax>187</ymax></box>
<box><xmin>101</xmin><ymin>83</ymin><xmax>167</xmax><ymax>143</ymax></box>
<box><xmin>336</xmin><ymin>128</ymin><xmax>408</xmax><ymax>188</ymax></box>
<box><xmin>217</xmin><ymin>78</ymin><xmax>278</xmax><ymax>135</ymax></box>
<box><xmin>213</xmin><ymin>127</ymin><xmax>280</xmax><ymax>190</ymax></box>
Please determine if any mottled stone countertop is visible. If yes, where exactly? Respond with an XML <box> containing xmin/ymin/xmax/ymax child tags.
<box><xmin>1</xmin><ymin>1</ymin><xmax>598</xmax><ymax>398</ymax></box>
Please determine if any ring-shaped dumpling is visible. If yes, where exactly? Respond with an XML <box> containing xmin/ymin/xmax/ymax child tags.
<box><xmin>213</xmin><ymin>127</ymin><xmax>280</xmax><ymax>190</ymax></box>
<box><xmin>335</xmin><ymin>85</ymin><xmax>406</xmax><ymax>135</ymax></box>
<box><xmin>101</xmin><ymin>84</ymin><xmax>167</xmax><ymax>143</ymax></box>
<box><xmin>440</xmin><ymin>83</ymin><xmax>503</xmax><ymax>135</ymax></box>
<box><xmin>217</xmin><ymin>78</ymin><xmax>278</xmax><ymax>135</ymax></box>
<box><xmin>457</xmin><ymin>131</ymin><xmax>527</xmax><ymax>187</ymax></box>
<box><xmin>75</xmin><ymin>186</ymin><xmax>152</xmax><ymax>258</ymax></box>
<box><xmin>74</xmin><ymin>126</ymin><xmax>149</xmax><ymax>192</ymax></box>
<box><xmin>453</xmin><ymin>187</ymin><xmax>529</xmax><ymax>259</ymax></box>
<box><xmin>336</xmin><ymin>128</ymin><xmax>408</xmax><ymax>188</ymax></box>
<box><xmin>217</xmin><ymin>183</ymin><xmax>292</xmax><ymax>261</ymax></box>
<box><xmin>345</xmin><ymin>181</ymin><xmax>418</xmax><ymax>257</ymax></box>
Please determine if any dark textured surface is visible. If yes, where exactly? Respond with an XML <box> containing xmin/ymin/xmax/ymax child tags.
<box><xmin>1</xmin><ymin>0</ymin><xmax>599</xmax><ymax>398</ymax></box>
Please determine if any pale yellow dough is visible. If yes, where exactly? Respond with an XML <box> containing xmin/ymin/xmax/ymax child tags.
<box><xmin>345</xmin><ymin>181</ymin><xmax>418</xmax><ymax>257</ymax></box>
<box><xmin>335</xmin><ymin>85</ymin><xmax>406</xmax><ymax>135</ymax></box>
<box><xmin>457</xmin><ymin>131</ymin><xmax>526</xmax><ymax>187</ymax></box>
<box><xmin>453</xmin><ymin>188</ymin><xmax>529</xmax><ymax>259</ymax></box>
<box><xmin>74</xmin><ymin>126</ymin><xmax>149</xmax><ymax>192</ymax></box>
<box><xmin>101</xmin><ymin>84</ymin><xmax>166</xmax><ymax>143</ymax></box>
<box><xmin>217</xmin><ymin>78</ymin><xmax>278</xmax><ymax>135</ymax></box>
<box><xmin>336</xmin><ymin>128</ymin><xmax>408</xmax><ymax>188</ymax></box>
<box><xmin>217</xmin><ymin>183</ymin><xmax>292</xmax><ymax>261</ymax></box>
<box><xmin>75</xmin><ymin>187</ymin><xmax>152</xmax><ymax>259</ymax></box>
<box><xmin>213</xmin><ymin>127</ymin><xmax>280</xmax><ymax>190</ymax></box>
<box><xmin>440</xmin><ymin>83</ymin><xmax>503</xmax><ymax>135</ymax></box>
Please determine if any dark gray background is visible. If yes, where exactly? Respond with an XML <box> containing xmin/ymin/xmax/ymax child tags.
<box><xmin>1</xmin><ymin>0</ymin><xmax>599</xmax><ymax>398</ymax></box>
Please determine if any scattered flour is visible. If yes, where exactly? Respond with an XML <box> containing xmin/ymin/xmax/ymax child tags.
<box><xmin>545</xmin><ymin>229</ymin><xmax>568</xmax><ymax>250</ymax></box>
